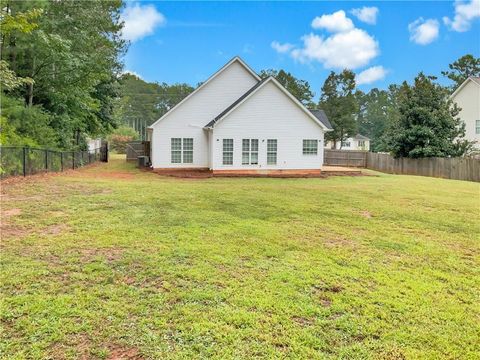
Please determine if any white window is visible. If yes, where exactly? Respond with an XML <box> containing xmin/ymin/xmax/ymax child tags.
<box><xmin>242</xmin><ymin>139</ymin><xmax>258</xmax><ymax>165</ymax></box>
<box><xmin>476</xmin><ymin>120</ymin><xmax>480</xmax><ymax>134</ymax></box>
<box><xmin>341</xmin><ymin>141</ymin><xmax>351</xmax><ymax>148</ymax></box>
<box><xmin>183</xmin><ymin>138</ymin><xmax>193</xmax><ymax>163</ymax></box>
<box><xmin>171</xmin><ymin>138</ymin><xmax>193</xmax><ymax>164</ymax></box>
<box><xmin>358</xmin><ymin>140</ymin><xmax>365</xmax><ymax>147</ymax></box>
<box><xmin>267</xmin><ymin>139</ymin><xmax>277</xmax><ymax>165</ymax></box>
<box><xmin>303</xmin><ymin>139</ymin><xmax>318</xmax><ymax>155</ymax></box>
<box><xmin>171</xmin><ymin>138</ymin><xmax>182</xmax><ymax>163</ymax></box>
<box><xmin>223</xmin><ymin>139</ymin><xmax>233</xmax><ymax>165</ymax></box>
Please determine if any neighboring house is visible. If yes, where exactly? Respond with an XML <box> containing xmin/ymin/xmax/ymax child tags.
<box><xmin>450</xmin><ymin>76</ymin><xmax>480</xmax><ymax>149</ymax></box>
<box><xmin>148</xmin><ymin>57</ymin><xmax>332</xmax><ymax>174</ymax></box>
<box><xmin>87</xmin><ymin>138</ymin><xmax>102</xmax><ymax>151</ymax></box>
<box><xmin>325</xmin><ymin>134</ymin><xmax>370</xmax><ymax>151</ymax></box>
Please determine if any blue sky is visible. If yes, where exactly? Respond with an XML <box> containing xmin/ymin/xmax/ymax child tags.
<box><xmin>122</xmin><ymin>1</ymin><xmax>480</xmax><ymax>99</ymax></box>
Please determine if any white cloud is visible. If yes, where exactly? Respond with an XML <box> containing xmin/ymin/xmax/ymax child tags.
<box><xmin>408</xmin><ymin>18</ymin><xmax>440</xmax><ymax>45</ymax></box>
<box><xmin>271</xmin><ymin>41</ymin><xmax>294</xmax><ymax>53</ymax></box>
<box><xmin>120</xmin><ymin>3</ymin><xmax>166</xmax><ymax>42</ymax></box>
<box><xmin>443</xmin><ymin>0</ymin><xmax>480</xmax><ymax>32</ymax></box>
<box><xmin>122</xmin><ymin>70</ymin><xmax>143</xmax><ymax>79</ymax></box>
<box><xmin>311</xmin><ymin>10</ymin><xmax>354</xmax><ymax>33</ymax></box>
<box><xmin>351</xmin><ymin>6</ymin><xmax>379</xmax><ymax>25</ymax></box>
<box><xmin>356</xmin><ymin>66</ymin><xmax>388</xmax><ymax>85</ymax></box>
<box><xmin>291</xmin><ymin>29</ymin><xmax>379</xmax><ymax>69</ymax></box>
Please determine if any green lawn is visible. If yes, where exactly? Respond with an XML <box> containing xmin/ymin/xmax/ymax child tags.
<box><xmin>1</xmin><ymin>155</ymin><xmax>479</xmax><ymax>359</ymax></box>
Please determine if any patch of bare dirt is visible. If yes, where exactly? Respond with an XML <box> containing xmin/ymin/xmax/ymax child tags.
<box><xmin>2</xmin><ymin>208</ymin><xmax>22</xmax><ymax>217</ymax></box>
<box><xmin>292</xmin><ymin>316</ymin><xmax>315</xmax><ymax>326</ymax></box>
<box><xmin>322</xmin><ymin>236</ymin><xmax>357</xmax><ymax>249</ymax></box>
<box><xmin>0</xmin><ymin>223</ymin><xmax>31</xmax><ymax>239</ymax></box>
<box><xmin>41</xmin><ymin>224</ymin><xmax>69</xmax><ymax>236</ymax></box>
<box><xmin>75</xmin><ymin>171</ymin><xmax>135</xmax><ymax>180</ymax></box>
<box><xmin>107</xmin><ymin>345</ymin><xmax>144</xmax><ymax>360</ymax></box>
<box><xmin>80</xmin><ymin>248</ymin><xmax>124</xmax><ymax>263</ymax></box>
<box><xmin>360</xmin><ymin>210</ymin><xmax>372</xmax><ymax>219</ymax></box>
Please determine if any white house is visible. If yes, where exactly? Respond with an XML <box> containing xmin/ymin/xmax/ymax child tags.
<box><xmin>148</xmin><ymin>57</ymin><xmax>332</xmax><ymax>174</ymax></box>
<box><xmin>325</xmin><ymin>134</ymin><xmax>370</xmax><ymax>151</ymax></box>
<box><xmin>450</xmin><ymin>76</ymin><xmax>480</xmax><ymax>149</ymax></box>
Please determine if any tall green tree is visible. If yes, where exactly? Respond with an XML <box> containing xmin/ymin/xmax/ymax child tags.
<box><xmin>114</xmin><ymin>73</ymin><xmax>194</xmax><ymax>138</ymax></box>
<box><xmin>441</xmin><ymin>54</ymin><xmax>480</xmax><ymax>88</ymax></box>
<box><xmin>356</xmin><ymin>86</ymin><xmax>400</xmax><ymax>152</ymax></box>
<box><xmin>1</xmin><ymin>0</ymin><xmax>126</xmax><ymax>148</ymax></box>
<box><xmin>383</xmin><ymin>73</ymin><xmax>470</xmax><ymax>158</ymax></box>
<box><xmin>319</xmin><ymin>70</ymin><xmax>357</xmax><ymax>148</ymax></box>
<box><xmin>260</xmin><ymin>69</ymin><xmax>314</xmax><ymax>106</ymax></box>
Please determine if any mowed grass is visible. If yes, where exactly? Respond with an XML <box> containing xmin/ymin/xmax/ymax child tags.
<box><xmin>1</xmin><ymin>155</ymin><xmax>479</xmax><ymax>359</ymax></box>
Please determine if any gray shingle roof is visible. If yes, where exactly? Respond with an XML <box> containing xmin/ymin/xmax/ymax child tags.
<box><xmin>353</xmin><ymin>134</ymin><xmax>370</xmax><ymax>140</ymax></box>
<box><xmin>309</xmin><ymin>109</ymin><xmax>333</xmax><ymax>130</ymax></box>
<box><xmin>204</xmin><ymin>77</ymin><xmax>270</xmax><ymax>128</ymax></box>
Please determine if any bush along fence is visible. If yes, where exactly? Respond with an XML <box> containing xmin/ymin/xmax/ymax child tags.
<box><xmin>0</xmin><ymin>144</ymin><xmax>108</xmax><ymax>179</ymax></box>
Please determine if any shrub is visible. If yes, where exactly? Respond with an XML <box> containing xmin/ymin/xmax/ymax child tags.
<box><xmin>108</xmin><ymin>126</ymin><xmax>139</xmax><ymax>153</ymax></box>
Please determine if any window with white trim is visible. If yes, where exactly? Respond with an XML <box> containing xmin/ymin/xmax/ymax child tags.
<box><xmin>476</xmin><ymin>120</ymin><xmax>480</xmax><ymax>134</ymax></box>
<box><xmin>358</xmin><ymin>140</ymin><xmax>365</xmax><ymax>147</ymax></box>
<box><xmin>267</xmin><ymin>139</ymin><xmax>277</xmax><ymax>165</ymax></box>
<box><xmin>171</xmin><ymin>138</ymin><xmax>193</xmax><ymax>164</ymax></box>
<box><xmin>342</xmin><ymin>141</ymin><xmax>351</xmax><ymax>148</ymax></box>
<box><xmin>303</xmin><ymin>139</ymin><xmax>318</xmax><ymax>155</ymax></box>
<box><xmin>223</xmin><ymin>139</ymin><xmax>233</xmax><ymax>165</ymax></box>
<box><xmin>242</xmin><ymin>139</ymin><xmax>258</xmax><ymax>165</ymax></box>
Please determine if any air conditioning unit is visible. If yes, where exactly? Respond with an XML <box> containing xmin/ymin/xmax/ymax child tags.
<box><xmin>137</xmin><ymin>156</ymin><xmax>149</xmax><ymax>168</ymax></box>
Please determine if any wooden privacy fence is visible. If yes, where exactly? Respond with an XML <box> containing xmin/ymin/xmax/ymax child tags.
<box><xmin>366</xmin><ymin>152</ymin><xmax>480</xmax><ymax>182</ymax></box>
<box><xmin>126</xmin><ymin>141</ymin><xmax>150</xmax><ymax>161</ymax></box>
<box><xmin>325</xmin><ymin>149</ymin><xmax>479</xmax><ymax>182</ymax></box>
<box><xmin>324</xmin><ymin>150</ymin><xmax>367</xmax><ymax>167</ymax></box>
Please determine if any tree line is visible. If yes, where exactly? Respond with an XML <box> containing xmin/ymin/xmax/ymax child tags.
<box><xmin>1</xmin><ymin>1</ymin><xmax>478</xmax><ymax>158</ymax></box>
<box><xmin>1</xmin><ymin>0</ymin><xmax>125</xmax><ymax>150</ymax></box>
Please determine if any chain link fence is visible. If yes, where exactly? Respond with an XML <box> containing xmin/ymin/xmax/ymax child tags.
<box><xmin>0</xmin><ymin>145</ymin><xmax>108</xmax><ymax>179</ymax></box>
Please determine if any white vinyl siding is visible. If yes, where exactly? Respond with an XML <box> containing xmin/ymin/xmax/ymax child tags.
<box><xmin>303</xmin><ymin>139</ymin><xmax>318</xmax><ymax>155</ymax></box>
<box><xmin>150</xmin><ymin>60</ymin><xmax>259</xmax><ymax>168</ymax></box>
<box><xmin>267</xmin><ymin>139</ymin><xmax>277</xmax><ymax>165</ymax></box>
<box><xmin>242</xmin><ymin>139</ymin><xmax>259</xmax><ymax>165</ymax></box>
<box><xmin>223</xmin><ymin>139</ymin><xmax>233</xmax><ymax>165</ymax></box>
<box><xmin>171</xmin><ymin>138</ymin><xmax>193</xmax><ymax>164</ymax></box>
<box><xmin>212</xmin><ymin>81</ymin><xmax>325</xmax><ymax>170</ymax></box>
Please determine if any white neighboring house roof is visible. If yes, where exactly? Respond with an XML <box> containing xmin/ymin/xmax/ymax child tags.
<box><xmin>148</xmin><ymin>56</ymin><xmax>261</xmax><ymax>129</ymax></box>
<box><xmin>204</xmin><ymin>76</ymin><xmax>332</xmax><ymax>132</ymax></box>
<box><xmin>450</xmin><ymin>76</ymin><xmax>480</xmax><ymax>99</ymax></box>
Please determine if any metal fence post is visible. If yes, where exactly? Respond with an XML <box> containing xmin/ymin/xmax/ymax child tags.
<box><xmin>45</xmin><ymin>149</ymin><xmax>48</xmax><ymax>172</ymax></box>
<box><xmin>60</xmin><ymin>152</ymin><xmax>64</xmax><ymax>172</ymax></box>
<box><xmin>23</xmin><ymin>147</ymin><xmax>27</xmax><ymax>177</ymax></box>
<box><xmin>72</xmin><ymin>151</ymin><xmax>75</xmax><ymax>169</ymax></box>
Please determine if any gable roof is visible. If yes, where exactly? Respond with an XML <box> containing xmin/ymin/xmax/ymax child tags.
<box><xmin>352</xmin><ymin>134</ymin><xmax>370</xmax><ymax>140</ymax></box>
<box><xmin>204</xmin><ymin>77</ymin><xmax>269</xmax><ymax>128</ymax></box>
<box><xmin>204</xmin><ymin>76</ymin><xmax>332</xmax><ymax>131</ymax></box>
<box><xmin>148</xmin><ymin>56</ymin><xmax>261</xmax><ymax>129</ymax></box>
<box><xmin>450</xmin><ymin>76</ymin><xmax>480</xmax><ymax>99</ymax></box>
<box><xmin>309</xmin><ymin>109</ymin><xmax>333</xmax><ymax>130</ymax></box>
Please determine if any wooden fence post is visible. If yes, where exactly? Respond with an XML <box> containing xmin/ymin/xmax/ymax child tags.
<box><xmin>23</xmin><ymin>147</ymin><xmax>27</xmax><ymax>177</ymax></box>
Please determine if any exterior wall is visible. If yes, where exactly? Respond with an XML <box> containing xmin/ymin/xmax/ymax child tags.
<box><xmin>452</xmin><ymin>80</ymin><xmax>480</xmax><ymax>149</ymax></box>
<box><xmin>325</xmin><ymin>139</ymin><xmax>370</xmax><ymax>151</ymax></box>
<box><xmin>211</xmin><ymin>81</ymin><xmax>325</xmax><ymax>170</ymax></box>
<box><xmin>150</xmin><ymin>61</ymin><xmax>258</xmax><ymax>168</ymax></box>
